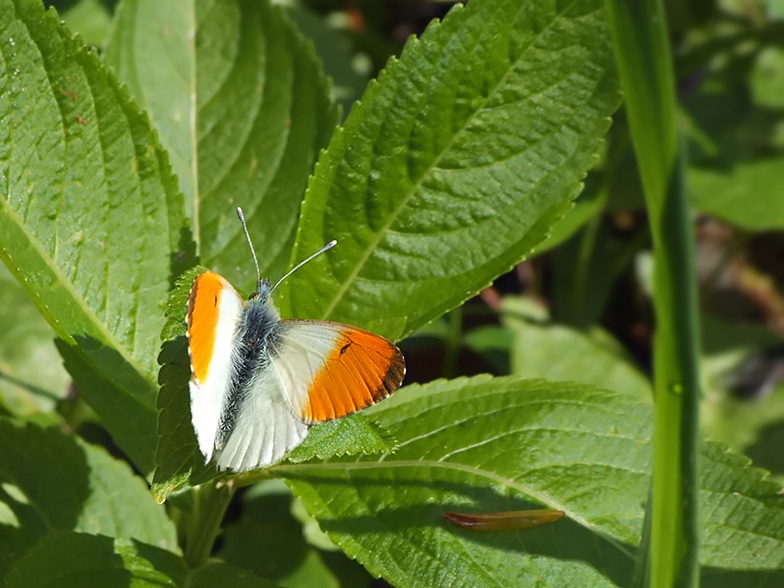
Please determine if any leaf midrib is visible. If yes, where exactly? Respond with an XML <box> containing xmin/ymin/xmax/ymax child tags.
<box><xmin>318</xmin><ymin>0</ymin><xmax>584</xmax><ymax>320</ymax></box>
<box><xmin>0</xmin><ymin>196</ymin><xmax>155</xmax><ymax>401</ymax></box>
<box><xmin>274</xmin><ymin>458</ymin><xmax>637</xmax><ymax>556</ymax></box>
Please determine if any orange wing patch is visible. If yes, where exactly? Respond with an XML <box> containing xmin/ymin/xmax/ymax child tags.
<box><xmin>303</xmin><ymin>328</ymin><xmax>405</xmax><ymax>423</ymax></box>
<box><xmin>187</xmin><ymin>272</ymin><xmax>226</xmax><ymax>383</ymax></box>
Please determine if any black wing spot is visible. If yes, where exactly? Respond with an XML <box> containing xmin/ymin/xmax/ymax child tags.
<box><xmin>340</xmin><ymin>343</ymin><xmax>351</xmax><ymax>355</ymax></box>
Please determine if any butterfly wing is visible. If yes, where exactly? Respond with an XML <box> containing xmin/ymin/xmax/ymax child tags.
<box><xmin>186</xmin><ymin>271</ymin><xmax>245</xmax><ymax>462</ymax></box>
<box><xmin>188</xmin><ymin>278</ymin><xmax>405</xmax><ymax>472</ymax></box>
<box><xmin>187</xmin><ymin>274</ymin><xmax>310</xmax><ymax>472</ymax></box>
<box><xmin>271</xmin><ymin>320</ymin><xmax>406</xmax><ymax>423</ymax></box>
<box><xmin>215</xmin><ymin>320</ymin><xmax>404</xmax><ymax>472</ymax></box>
<box><xmin>212</xmin><ymin>362</ymin><xmax>311</xmax><ymax>472</ymax></box>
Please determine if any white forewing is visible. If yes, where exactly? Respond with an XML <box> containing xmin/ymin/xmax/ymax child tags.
<box><xmin>188</xmin><ymin>280</ymin><xmax>244</xmax><ymax>462</ymax></box>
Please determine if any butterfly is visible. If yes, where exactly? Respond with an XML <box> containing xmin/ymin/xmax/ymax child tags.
<box><xmin>186</xmin><ymin>208</ymin><xmax>405</xmax><ymax>472</ymax></box>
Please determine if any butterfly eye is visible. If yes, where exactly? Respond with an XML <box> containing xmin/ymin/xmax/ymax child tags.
<box><xmin>248</xmin><ymin>292</ymin><xmax>258</xmax><ymax>300</ymax></box>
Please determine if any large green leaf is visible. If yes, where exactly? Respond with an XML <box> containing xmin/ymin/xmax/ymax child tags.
<box><xmin>0</xmin><ymin>0</ymin><xmax>192</xmax><ymax>474</ymax></box>
<box><xmin>105</xmin><ymin>0</ymin><xmax>338</xmax><ymax>289</ymax></box>
<box><xmin>285</xmin><ymin>414</ymin><xmax>396</xmax><ymax>464</ymax></box>
<box><xmin>277</xmin><ymin>376</ymin><xmax>784</xmax><ymax>587</ymax></box>
<box><xmin>277</xmin><ymin>0</ymin><xmax>620</xmax><ymax>340</ymax></box>
<box><xmin>5</xmin><ymin>531</ymin><xmax>278</xmax><ymax>588</ymax></box>
<box><xmin>278</xmin><ymin>376</ymin><xmax>650</xmax><ymax>588</ymax></box>
<box><xmin>0</xmin><ymin>417</ymin><xmax>177</xmax><ymax>579</ymax></box>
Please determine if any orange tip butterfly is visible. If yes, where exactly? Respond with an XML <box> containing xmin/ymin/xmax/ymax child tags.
<box><xmin>186</xmin><ymin>208</ymin><xmax>405</xmax><ymax>472</ymax></box>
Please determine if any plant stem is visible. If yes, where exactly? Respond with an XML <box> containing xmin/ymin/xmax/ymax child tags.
<box><xmin>184</xmin><ymin>479</ymin><xmax>235</xmax><ymax>568</ymax></box>
<box><xmin>571</xmin><ymin>213</ymin><xmax>602</xmax><ymax>328</ymax></box>
<box><xmin>605</xmin><ymin>1</ymin><xmax>702</xmax><ymax>587</ymax></box>
<box><xmin>443</xmin><ymin>306</ymin><xmax>463</xmax><ymax>379</ymax></box>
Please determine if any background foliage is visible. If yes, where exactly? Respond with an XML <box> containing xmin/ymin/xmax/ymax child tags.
<box><xmin>1</xmin><ymin>0</ymin><xmax>783</xmax><ymax>586</ymax></box>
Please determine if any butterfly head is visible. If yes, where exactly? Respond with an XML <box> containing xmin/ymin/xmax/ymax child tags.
<box><xmin>250</xmin><ymin>278</ymin><xmax>273</xmax><ymax>301</ymax></box>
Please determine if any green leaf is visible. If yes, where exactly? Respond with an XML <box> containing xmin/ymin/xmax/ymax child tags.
<box><xmin>0</xmin><ymin>0</ymin><xmax>194</xmax><ymax>475</ymax></box>
<box><xmin>5</xmin><ymin>531</ymin><xmax>278</xmax><ymax>588</ymax></box>
<box><xmin>60</xmin><ymin>0</ymin><xmax>113</xmax><ymax>47</ymax></box>
<box><xmin>220</xmin><ymin>480</ymin><xmax>365</xmax><ymax>588</ymax></box>
<box><xmin>277</xmin><ymin>0</ymin><xmax>620</xmax><ymax>339</ymax></box>
<box><xmin>286</xmin><ymin>415</ymin><xmax>397</xmax><ymax>463</ymax></box>
<box><xmin>500</xmin><ymin>296</ymin><xmax>652</xmax><ymax>400</ymax></box>
<box><xmin>105</xmin><ymin>0</ymin><xmax>338</xmax><ymax>289</ymax></box>
<box><xmin>0</xmin><ymin>264</ymin><xmax>70</xmax><ymax>419</ymax></box>
<box><xmin>55</xmin><ymin>339</ymin><xmax>159</xmax><ymax>473</ymax></box>
<box><xmin>0</xmin><ymin>417</ymin><xmax>177</xmax><ymax>579</ymax></box>
<box><xmin>285</xmin><ymin>5</ymin><xmax>369</xmax><ymax>120</ymax></box>
<box><xmin>277</xmin><ymin>376</ymin><xmax>649</xmax><ymax>588</ymax></box>
<box><xmin>686</xmin><ymin>46</ymin><xmax>784</xmax><ymax>230</ymax></box>
<box><xmin>5</xmin><ymin>532</ymin><xmax>184</xmax><ymax>588</ymax></box>
<box><xmin>699</xmin><ymin>444</ymin><xmax>784</xmax><ymax>579</ymax></box>
<box><xmin>689</xmin><ymin>148</ymin><xmax>784</xmax><ymax>232</ymax></box>
<box><xmin>275</xmin><ymin>375</ymin><xmax>784</xmax><ymax>587</ymax></box>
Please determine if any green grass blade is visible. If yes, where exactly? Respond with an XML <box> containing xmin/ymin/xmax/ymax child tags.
<box><xmin>604</xmin><ymin>0</ymin><xmax>702</xmax><ymax>586</ymax></box>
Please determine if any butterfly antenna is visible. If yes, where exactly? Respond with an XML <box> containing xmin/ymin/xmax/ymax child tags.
<box><xmin>236</xmin><ymin>207</ymin><xmax>261</xmax><ymax>286</ymax></box>
<box><xmin>271</xmin><ymin>239</ymin><xmax>337</xmax><ymax>292</ymax></box>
